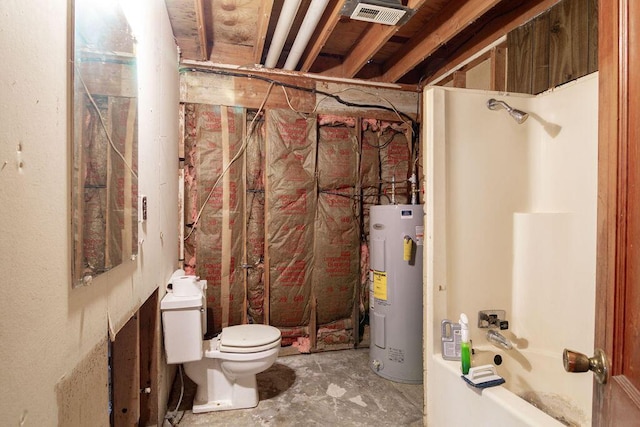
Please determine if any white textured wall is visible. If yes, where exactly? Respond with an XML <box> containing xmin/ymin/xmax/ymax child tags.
<box><xmin>0</xmin><ymin>0</ymin><xmax>179</xmax><ymax>424</ymax></box>
<box><xmin>426</xmin><ymin>76</ymin><xmax>597</xmax><ymax>352</ymax></box>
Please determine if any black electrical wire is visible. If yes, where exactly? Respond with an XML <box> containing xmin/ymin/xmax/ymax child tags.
<box><xmin>362</xmin><ymin>128</ymin><xmax>398</xmax><ymax>150</ymax></box>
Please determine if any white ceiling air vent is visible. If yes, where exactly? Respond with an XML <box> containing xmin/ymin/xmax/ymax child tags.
<box><xmin>341</xmin><ymin>0</ymin><xmax>415</xmax><ymax>26</ymax></box>
<box><xmin>350</xmin><ymin>3</ymin><xmax>406</xmax><ymax>25</ymax></box>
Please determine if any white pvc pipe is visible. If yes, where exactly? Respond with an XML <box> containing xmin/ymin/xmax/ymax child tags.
<box><xmin>283</xmin><ymin>0</ymin><xmax>329</xmax><ymax>70</ymax></box>
<box><xmin>264</xmin><ymin>0</ymin><xmax>302</xmax><ymax>68</ymax></box>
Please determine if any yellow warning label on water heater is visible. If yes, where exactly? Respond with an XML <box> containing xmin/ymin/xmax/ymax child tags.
<box><xmin>373</xmin><ymin>270</ymin><xmax>387</xmax><ymax>300</ymax></box>
<box><xmin>403</xmin><ymin>237</ymin><xmax>412</xmax><ymax>261</ymax></box>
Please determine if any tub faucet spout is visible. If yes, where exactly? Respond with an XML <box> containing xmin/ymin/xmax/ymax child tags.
<box><xmin>487</xmin><ymin>330</ymin><xmax>513</xmax><ymax>350</ymax></box>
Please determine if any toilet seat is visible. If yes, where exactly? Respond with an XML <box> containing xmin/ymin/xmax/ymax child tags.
<box><xmin>219</xmin><ymin>324</ymin><xmax>281</xmax><ymax>354</ymax></box>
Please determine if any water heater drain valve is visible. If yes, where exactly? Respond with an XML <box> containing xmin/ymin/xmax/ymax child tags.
<box><xmin>372</xmin><ymin>359</ymin><xmax>383</xmax><ymax>372</ymax></box>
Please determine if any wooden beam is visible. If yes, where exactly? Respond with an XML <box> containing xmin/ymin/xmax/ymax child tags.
<box><xmin>138</xmin><ymin>291</ymin><xmax>159</xmax><ymax>426</ymax></box>
<box><xmin>425</xmin><ymin>0</ymin><xmax>561</xmax><ymax>85</ymax></box>
<box><xmin>181</xmin><ymin>71</ymin><xmax>420</xmax><ymax>121</ymax></box>
<box><xmin>300</xmin><ymin>0</ymin><xmax>347</xmax><ymax>72</ymax></box>
<box><xmin>313</xmin><ymin>81</ymin><xmax>420</xmax><ymax>121</ymax></box>
<box><xmin>339</xmin><ymin>24</ymin><xmax>400</xmax><ymax>78</ymax></box>
<box><xmin>381</xmin><ymin>0</ymin><xmax>501</xmax><ymax>82</ymax></box>
<box><xmin>548</xmin><ymin>0</ymin><xmax>589</xmax><ymax>88</ymax></box>
<box><xmin>436</xmin><ymin>50</ymin><xmax>491</xmax><ymax>86</ymax></box>
<box><xmin>210</xmin><ymin>42</ymin><xmax>255</xmax><ymax>66</ymax></box>
<box><xmin>253</xmin><ymin>0</ymin><xmax>275</xmax><ymax>64</ymax></box>
<box><xmin>195</xmin><ymin>0</ymin><xmax>209</xmax><ymax>60</ymax></box>
<box><xmin>335</xmin><ymin>0</ymin><xmax>430</xmax><ymax>78</ymax></box>
<box><xmin>112</xmin><ymin>314</ymin><xmax>140</xmax><ymax>426</ymax></box>
<box><xmin>490</xmin><ymin>44</ymin><xmax>507</xmax><ymax>91</ymax></box>
<box><xmin>76</xmin><ymin>59</ymin><xmax>136</xmax><ymax>98</ymax></box>
<box><xmin>507</xmin><ymin>20</ymin><xmax>534</xmax><ymax>93</ymax></box>
<box><xmin>165</xmin><ymin>0</ymin><xmax>207</xmax><ymax>60</ymax></box>
<box><xmin>531</xmin><ymin>12</ymin><xmax>550</xmax><ymax>94</ymax></box>
<box><xmin>407</xmin><ymin>0</ymin><xmax>425</xmax><ymax>7</ymax></box>
<box><xmin>181</xmin><ymin>72</ymin><xmax>317</xmax><ymax>112</ymax></box>
<box><xmin>452</xmin><ymin>70</ymin><xmax>466</xmax><ymax>87</ymax></box>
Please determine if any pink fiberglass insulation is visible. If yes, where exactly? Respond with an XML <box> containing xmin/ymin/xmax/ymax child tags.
<box><xmin>245</xmin><ymin>117</ymin><xmax>265</xmax><ymax>324</ymax></box>
<box><xmin>266</xmin><ymin>109</ymin><xmax>317</xmax><ymax>328</ymax></box>
<box><xmin>181</xmin><ymin>104</ymin><xmax>416</xmax><ymax>350</ymax></box>
<box><xmin>317</xmin><ymin>114</ymin><xmax>357</xmax><ymax>127</ymax></box>
<box><xmin>314</xmin><ymin>118</ymin><xmax>359</xmax><ymax>326</ymax></box>
<box><xmin>292</xmin><ymin>336</ymin><xmax>312</xmax><ymax>353</ymax></box>
<box><xmin>359</xmin><ymin>241</ymin><xmax>369</xmax><ymax>314</ymax></box>
<box><xmin>185</xmin><ymin>104</ymin><xmax>246</xmax><ymax>333</ymax></box>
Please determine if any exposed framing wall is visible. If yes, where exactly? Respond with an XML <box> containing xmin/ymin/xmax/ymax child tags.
<box><xmin>179</xmin><ymin>70</ymin><xmax>420</xmax><ymax>352</ymax></box>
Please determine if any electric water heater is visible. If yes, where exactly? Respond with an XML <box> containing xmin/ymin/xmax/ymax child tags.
<box><xmin>369</xmin><ymin>204</ymin><xmax>424</xmax><ymax>383</ymax></box>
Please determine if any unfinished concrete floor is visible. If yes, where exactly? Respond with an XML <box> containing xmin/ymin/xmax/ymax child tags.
<box><xmin>165</xmin><ymin>348</ymin><xmax>423</xmax><ymax>426</ymax></box>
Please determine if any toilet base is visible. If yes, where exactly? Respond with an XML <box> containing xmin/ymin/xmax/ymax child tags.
<box><xmin>191</xmin><ymin>370</ymin><xmax>259</xmax><ymax>413</ymax></box>
<box><xmin>192</xmin><ymin>394</ymin><xmax>258</xmax><ymax>413</ymax></box>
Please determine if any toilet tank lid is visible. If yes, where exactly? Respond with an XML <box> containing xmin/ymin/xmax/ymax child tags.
<box><xmin>220</xmin><ymin>324</ymin><xmax>281</xmax><ymax>348</ymax></box>
<box><xmin>160</xmin><ymin>292</ymin><xmax>203</xmax><ymax>310</ymax></box>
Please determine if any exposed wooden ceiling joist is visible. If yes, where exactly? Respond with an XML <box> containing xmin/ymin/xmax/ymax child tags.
<box><xmin>338</xmin><ymin>23</ymin><xmax>401</xmax><ymax>78</ymax></box>
<box><xmin>164</xmin><ymin>0</ymin><xmax>208</xmax><ymax>60</ymax></box>
<box><xmin>336</xmin><ymin>0</ymin><xmax>431</xmax><ymax>78</ymax></box>
<box><xmin>164</xmin><ymin>0</ymin><xmax>575</xmax><ymax>87</ymax></box>
<box><xmin>299</xmin><ymin>0</ymin><xmax>346</xmax><ymax>72</ymax></box>
<box><xmin>253</xmin><ymin>0</ymin><xmax>275</xmax><ymax>64</ymax></box>
<box><xmin>194</xmin><ymin>0</ymin><xmax>209</xmax><ymax>60</ymax></box>
<box><xmin>423</xmin><ymin>0</ymin><xmax>562</xmax><ymax>85</ymax></box>
<box><xmin>381</xmin><ymin>0</ymin><xmax>502</xmax><ymax>83</ymax></box>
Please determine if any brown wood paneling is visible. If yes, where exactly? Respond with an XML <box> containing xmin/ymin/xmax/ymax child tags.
<box><xmin>425</xmin><ymin>0</ymin><xmax>560</xmax><ymax>86</ymax></box>
<box><xmin>452</xmin><ymin>71</ymin><xmax>466</xmax><ymax>88</ymax></box>
<box><xmin>113</xmin><ymin>314</ymin><xmax>140</xmax><ymax>426</ymax></box>
<box><xmin>549</xmin><ymin>0</ymin><xmax>589</xmax><ymax>87</ymax></box>
<box><xmin>587</xmin><ymin>0</ymin><xmax>598</xmax><ymax>74</ymax></box>
<box><xmin>138</xmin><ymin>291</ymin><xmax>159</xmax><ymax>426</ymax></box>
<box><xmin>595</xmin><ymin>0</ymin><xmax>640</xmax><ymax>422</ymax></box>
<box><xmin>505</xmin><ymin>0</ymin><xmax>598</xmax><ymax>94</ymax></box>
<box><xmin>532</xmin><ymin>11</ymin><xmax>551</xmax><ymax>94</ymax></box>
<box><xmin>490</xmin><ymin>45</ymin><xmax>506</xmax><ymax>92</ymax></box>
<box><xmin>507</xmin><ymin>21</ymin><xmax>533</xmax><ymax>93</ymax></box>
<box><xmin>624</xmin><ymin>0</ymin><xmax>640</xmax><ymax>394</ymax></box>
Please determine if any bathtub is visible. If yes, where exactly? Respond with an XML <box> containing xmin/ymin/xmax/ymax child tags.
<box><xmin>426</xmin><ymin>347</ymin><xmax>591</xmax><ymax>426</ymax></box>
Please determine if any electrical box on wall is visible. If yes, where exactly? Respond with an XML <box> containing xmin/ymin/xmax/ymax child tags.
<box><xmin>139</xmin><ymin>195</ymin><xmax>147</xmax><ymax>223</ymax></box>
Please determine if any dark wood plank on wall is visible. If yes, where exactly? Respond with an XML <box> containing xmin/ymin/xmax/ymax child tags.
<box><xmin>587</xmin><ymin>0</ymin><xmax>598</xmax><ymax>74</ymax></box>
<box><xmin>506</xmin><ymin>0</ymin><xmax>597</xmax><ymax>94</ymax></box>
<box><xmin>532</xmin><ymin>11</ymin><xmax>551</xmax><ymax>94</ymax></box>
<box><xmin>507</xmin><ymin>21</ymin><xmax>533</xmax><ymax>93</ymax></box>
<box><xmin>549</xmin><ymin>0</ymin><xmax>589</xmax><ymax>87</ymax></box>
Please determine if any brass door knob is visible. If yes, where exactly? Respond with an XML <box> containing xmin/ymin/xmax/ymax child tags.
<box><xmin>563</xmin><ymin>348</ymin><xmax>609</xmax><ymax>384</ymax></box>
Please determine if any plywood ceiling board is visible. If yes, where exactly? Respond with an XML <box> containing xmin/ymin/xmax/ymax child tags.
<box><xmin>165</xmin><ymin>0</ymin><xmax>207</xmax><ymax>59</ymax></box>
<box><xmin>210</xmin><ymin>0</ymin><xmax>262</xmax><ymax>63</ymax></box>
<box><xmin>253</xmin><ymin>0</ymin><xmax>275</xmax><ymax>63</ymax></box>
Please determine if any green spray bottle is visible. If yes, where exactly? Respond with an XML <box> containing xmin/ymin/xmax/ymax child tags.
<box><xmin>459</xmin><ymin>313</ymin><xmax>471</xmax><ymax>375</ymax></box>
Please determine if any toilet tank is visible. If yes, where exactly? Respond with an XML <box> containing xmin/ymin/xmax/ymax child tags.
<box><xmin>161</xmin><ymin>278</ymin><xmax>207</xmax><ymax>364</ymax></box>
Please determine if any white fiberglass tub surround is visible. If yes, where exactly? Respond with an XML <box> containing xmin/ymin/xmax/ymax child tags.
<box><xmin>424</xmin><ymin>74</ymin><xmax>598</xmax><ymax>426</ymax></box>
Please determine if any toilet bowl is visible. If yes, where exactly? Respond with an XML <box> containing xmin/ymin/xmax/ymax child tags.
<box><xmin>183</xmin><ymin>325</ymin><xmax>281</xmax><ymax>413</ymax></box>
<box><xmin>161</xmin><ymin>271</ymin><xmax>281</xmax><ymax>413</ymax></box>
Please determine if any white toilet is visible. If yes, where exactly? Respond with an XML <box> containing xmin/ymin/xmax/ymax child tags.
<box><xmin>161</xmin><ymin>271</ymin><xmax>281</xmax><ymax>413</ymax></box>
